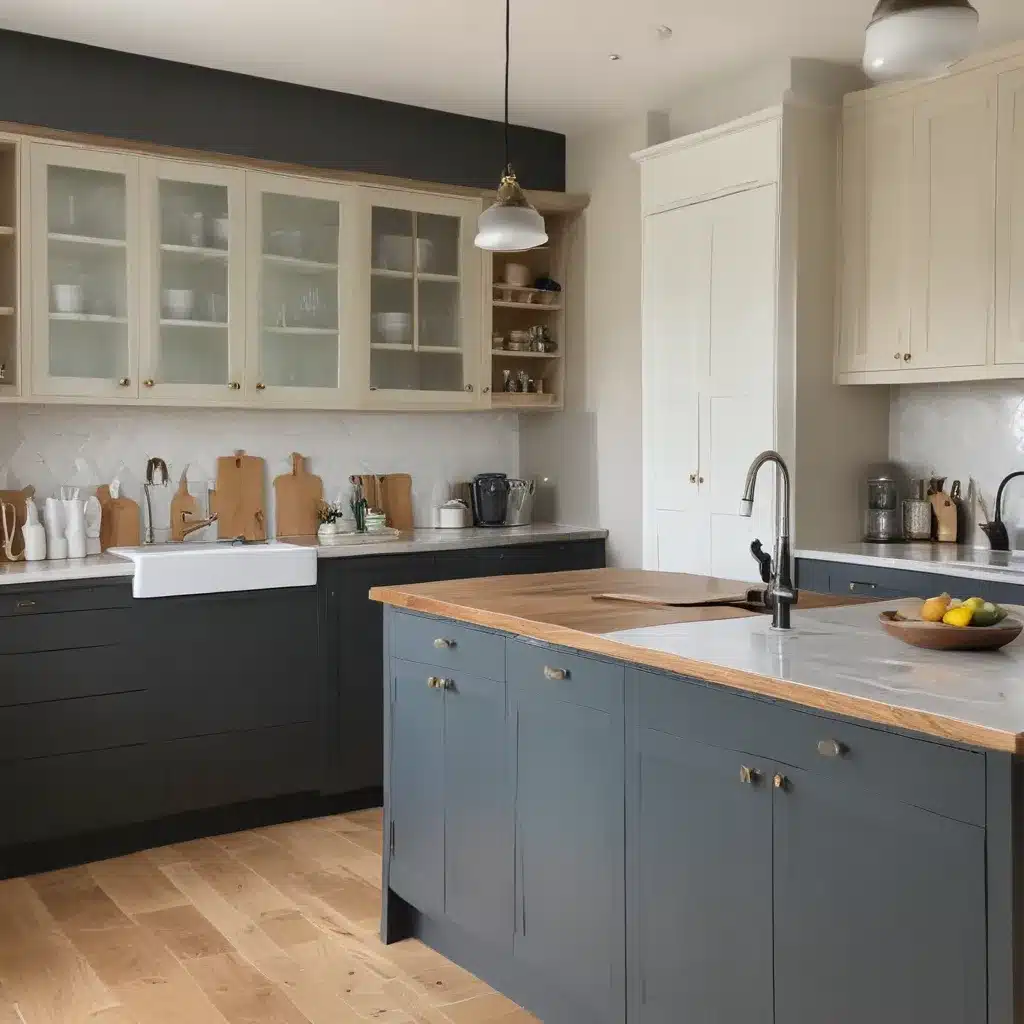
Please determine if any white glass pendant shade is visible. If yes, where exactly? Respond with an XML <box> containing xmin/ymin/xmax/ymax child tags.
<box><xmin>863</xmin><ymin>0</ymin><xmax>978</xmax><ymax>81</ymax></box>
<box><xmin>474</xmin><ymin>174</ymin><xmax>548</xmax><ymax>252</ymax></box>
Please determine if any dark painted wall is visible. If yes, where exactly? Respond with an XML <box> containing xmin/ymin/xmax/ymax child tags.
<box><xmin>0</xmin><ymin>30</ymin><xmax>566</xmax><ymax>192</ymax></box>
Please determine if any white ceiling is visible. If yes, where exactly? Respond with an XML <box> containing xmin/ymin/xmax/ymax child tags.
<box><xmin>3</xmin><ymin>0</ymin><xmax>1024</xmax><ymax>134</ymax></box>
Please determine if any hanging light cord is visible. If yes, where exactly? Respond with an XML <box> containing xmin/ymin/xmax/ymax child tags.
<box><xmin>504</xmin><ymin>0</ymin><xmax>511</xmax><ymax>177</ymax></box>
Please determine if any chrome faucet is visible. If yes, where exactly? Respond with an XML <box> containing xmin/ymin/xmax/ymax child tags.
<box><xmin>739</xmin><ymin>450</ymin><xmax>797</xmax><ymax>630</ymax></box>
<box><xmin>180</xmin><ymin>511</ymin><xmax>219</xmax><ymax>540</ymax></box>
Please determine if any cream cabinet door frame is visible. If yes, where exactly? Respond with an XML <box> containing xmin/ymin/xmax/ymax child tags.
<box><xmin>996</xmin><ymin>66</ymin><xmax>1024</xmax><ymax>366</ymax></box>
<box><xmin>29</xmin><ymin>143</ymin><xmax>140</xmax><ymax>399</ymax></box>
<box><xmin>139</xmin><ymin>158</ymin><xmax>247</xmax><ymax>404</ymax></box>
<box><xmin>357</xmin><ymin>187</ymin><xmax>484</xmax><ymax>409</ymax></box>
<box><xmin>244</xmin><ymin>171</ymin><xmax>359</xmax><ymax>408</ymax></box>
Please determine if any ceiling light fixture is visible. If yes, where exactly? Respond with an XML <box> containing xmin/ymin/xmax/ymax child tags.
<box><xmin>474</xmin><ymin>0</ymin><xmax>548</xmax><ymax>253</ymax></box>
<box><xmin>863</xmin><ymin>0</ymin><xmax>978</xmax><ymax>81</ymax></box>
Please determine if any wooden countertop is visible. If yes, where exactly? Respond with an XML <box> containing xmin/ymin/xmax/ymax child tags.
<box><xmin>371</xmin><ymin>568</ymin><xmax>1024</xmax><ymax>753</ymax></box>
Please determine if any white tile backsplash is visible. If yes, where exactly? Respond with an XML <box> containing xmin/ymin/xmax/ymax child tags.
<box><xmin>0</xmin><ymin>404</ymin><xmax>519</xmax><ymax>535</ymax></box>
<box><xmin>890</xmin><ymin>381</ymin><xmax>1024</xmax><ymax>542</ymax></box>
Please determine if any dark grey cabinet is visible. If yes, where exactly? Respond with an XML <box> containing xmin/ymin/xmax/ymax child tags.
<box><xmin>629</xmin><ymin>728</ymin><xmax>773</xmax><ymax>1024</ymax></box>
<box><xmin>509</xmin><ymin>642</ymin><xmax>625</xmax><ymax>1024</ymax></box>
<box><xmin>773</xmin><ymin>764</ymin><xmax>987</xmax><ymax>1024</ymax></box>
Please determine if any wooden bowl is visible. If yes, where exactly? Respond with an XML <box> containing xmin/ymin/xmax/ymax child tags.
<box><xmin>879</xmin><ymin>610</ymin><xmax>1023</xmax><ymax>651</ymax></box>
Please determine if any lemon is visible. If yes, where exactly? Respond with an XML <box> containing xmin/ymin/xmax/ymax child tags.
<box><xmin>921</xmin><ymin>593</ymin><xmax>951</xmax><ymax>622</ymax></box>
<box><xmin>964</xmin><ymin>597</ymin><xmax>986</xmax><ymax>612</ymax></box>
<box><xmin>943</xmin><ymin>606</ymin><xmax>974</xmax><ymax>628</ymax></box>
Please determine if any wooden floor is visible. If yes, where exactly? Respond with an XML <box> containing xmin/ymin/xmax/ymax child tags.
<box><xmin>0</xmin><ymin>810</ymin><xmax>539</xmax><ymax>1023</ymax></box>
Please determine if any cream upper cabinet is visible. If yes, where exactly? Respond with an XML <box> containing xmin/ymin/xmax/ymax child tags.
<box><xmin>29</xmin><ymin>144</ymin><xmax>140</xmax><ymax>398</ymax></box>
<box><xmin>996</xmin><ymin>66</ymin><xmax>1024</xmax><ymax>365</ymax></box>
<box><xmin>139</xmin><ymin>159</ymin><xmax>246</xmax><ymax>402</ymax></box>
<box><xmin>907</xmin><ymin>71</ymin><xmax>996</xmax><ymax>371</ymax></box>
<box><xmin>245</xmin><ymin>171</ymin><xmax>357</xmax><ymax>406</ymax></box>
<box><xmin>360</xmin><ymin>188</ymin><xmax>483</xmax><ymax>408</ymax></box>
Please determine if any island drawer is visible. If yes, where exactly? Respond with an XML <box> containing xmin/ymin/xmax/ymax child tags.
<box><xmin>0</xmin><ymin>582</ymin><xmax>132</xmax><ymax>619</ymax></box>
<box><xmin>0</xmin><ymin>608</ymin><xmax>133</xmax><ymax>655</ymax></box>
<box><xmin>635</xmin><ymin>669</ymin><xmax>986</xmax><ymax>826</ymax></box>
<box><xmin>392</xmin><ymin>612</ymin><xmax>505</xmax><ymax>681</ymax></box>
<box><xmin>508</xmin><ymin>639</ymin><xmax>624</xmax><ymax>713</ymax></box>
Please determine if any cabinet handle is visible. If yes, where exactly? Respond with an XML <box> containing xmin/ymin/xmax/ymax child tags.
<box><xmin>427</xmin><ymin>676</ymin><xmax>441</xmax><ymax>689</ymax></box>
<box><xmin>773</xmin><ymin>773</ymin><xmax>788</xmax><ymax>790</ymax></box>
<box><xmin>483</xmin><ymin>386</ymin><xmax>491</xmax><ymax>394</ymax></box>
<box><xmin>903</xmin><ymin>352</ymin><xmax>911</xmax><ymax>362</ymax></box>
<box><xmin>739</xmin><ymin>765</ymin><xmax>761</xmax><ymax>785</ymax></box>
<box><xmin>143</xmin><ymin>378</ymin><xmax>154</xmax><ymax>388</ymax></box>
<box><xmin>117</xmin><ymin>377</ymin><xmax>130</xmax><ymax>387</ymax></box>
<box><xmin>465</xmin><ymin>384</ymin><xmax>474</xmax><ymax>392</ymax></box>
<box><xmin>256</xmin><ymin>382</ymin><xmax>266</xmax><ymax>391</ymax></box>
<box><xmin>894</xmin><ymin>352</ymin><xmax>901</xmax><ymax>361</ymax></box>
<box><xmin>689</xmin><ymin>473</ymin><xmax>697</xmax><ymax>484</ymax></box>
<box><xmin>698</xmin><ymin>476</ymin><xmax>705</xmax><ymax>484</ymax></box>
<box><xmin>228</xmin><ymin>381</ymin><xmax>240</xmax><ymax>390</ymax></box>
<box><xmin>15</xmin><ymin>599</ymin><xmax>36</xmax><ymax>609</ymax></box>
<box><xmin>849</xmin><ymin>581</ymin><xmax>875</xmax><ymax>591</ymax></box>
<box><xmin>433</xmin><ymin>637</ymin><xmax>456</xmax><ymax>650</ymax></box>
<box><xmin>817</xmin><ymin>739</ymin><xmax>847</xmax><ymax>759</ymax></box>
<box><xmin>543</xmin><ymin>666</ymin><xmax>568</xmax><ymax>681</ymax></box>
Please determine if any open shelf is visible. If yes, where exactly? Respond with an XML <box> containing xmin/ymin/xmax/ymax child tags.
<box><xmin>48</xmin><ymin>232</ymin><xmax>126</xmax><ymax>249</ymax></box>
<box><xmin>264</xmin><ymin>253</ymin><xmax>338</xmax><ymax>273</ymax></box>
<box><xmin>161</xmin><ymin>243</ymin><xmax>228</xmax><ymax>260</ymax></box>
<box><xmin>49</xmin><ymin>313</ymin><xmax>127</xmax><ymax>324</ymax></box>
<box><xmin>492</xmin><ymin>349</ymin><xmax>561</xmax><ymax>360</ymax></box>
<box><xmin>491</xmin><ymin>392</ymin><xmax>558</xmax><ymax>408</ymax></box>
<box><xmin>160</xmin><ymin>319</ymin><xmax>227</xmax><ymax>329</ymax></box>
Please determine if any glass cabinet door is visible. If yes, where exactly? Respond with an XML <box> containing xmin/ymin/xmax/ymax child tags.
<box><xmin>246</xmin><ymin>172</ymin><xmax>349</xmax><ymax>403</ymax></box>
<box><xmin>366</xmin><ymin>191</ymin><xmax>481</xmax><ymax>404</ymax></box>
<box><xmin>30</xmin><ymin>144</ymin><xmax>139</xmax><ymax>398</ymax></box>
<box><xmin>139</xmin><ymin>159</ymin><xmax>245</xmax><ymax>400</ymax></box>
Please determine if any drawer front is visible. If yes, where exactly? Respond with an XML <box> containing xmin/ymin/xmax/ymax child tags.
<box><xmin>0</xmin><ymin>608</ymin><xmax>133</xmax><ymax>655</ymax></box>
<box><xmin>392</xmin><ymin>612</ymin><xmax>505</xmax><ymax>681</ymax></box>
<box><xmin>0</xmin><ymin>582</ymin><xmax>132</xmax><ymax>619</ymax></box>
<box><xmin>0</xmin><ymin>645</ymin><xmax>138</xmax><ymax>707</ymax></box>
<box><xmin>635</xmin><ymin>669</ymin><xmax>985</xmax><ymax>825</ymax></box>
<box><xmin>508</xmin><ymin>639</ymin><xmax>624</xmax><ymax>713</ymax></box>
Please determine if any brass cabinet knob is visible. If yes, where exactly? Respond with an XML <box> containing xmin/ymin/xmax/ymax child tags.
<box><xmin>817</xmin><ymin>738</ymin><xmax>847</xmax><ymax>758</ymax></box>
<box><xmin>427</xmin><ymin>676</ymin><xmax>453</xmax><ymax>690</ymax></box>
<box><xmin>228</xmin><ymin>381</ymin><xmax>240</xmax><ymax>390</ymax></box>
<box><xmin>894</xmin><ymin>352</ymin><xmax>901</xmax><ymax>360</ymax></box>
<box><xmin>903</xmin><ymin>352</ymin><xmax>912</xmax><ymax>362</ymax></box>
<box><xmin>483</xmin><ymin>386</ymin><xmax>491</xmax><ymax>394</ymax></box>
<box><xmin>442</xmin><ymin>678</ymin><xmax>455</xmax><ymax>691</ymax></box>
<box><xmin>464</xmin><ymin>384</ymin><xmax>474</xmax><ymax>392</ymax></box>
<box><xmin>773</xmin><ymin>773</ymin><xmax>788</xmax><ymax>790</ymax></box>
<box><xmin>427</xmin><ymin>676</ymin><xmax>441</xmax><ymax>689</ymax></box>
<box><xmin>143</xmin><ymin>378</ymin><xmax>155</xmax><ymax>388</ymax></box>
<box><xmin>543</xmin><ymin>666</ymin><xmax>568</xmax><ymax>681</ymax></box>
<box><xmin>698</xmin><ymin>476</ymin><xmax>705</xmax><ymax>484</ymax></box>
<box><xmin>256</xmin><ymin>382</ymin><xmax>266</xmax><ymax>391</ymax></box>
<box><xmin>433</xmin><ymin>637</ymin><xmax>456</xmax><ymax>650</ymax></box>
<box><xmin>117</xmin><ymin>377</ymin><xmax>130</xmax><ymax>387</ymax></box>
<box><xmin>689</xmin><ymin>473</ymin><xmax>698</xmax><ymax>484</ymax></box>
<box><xmin>740</xmin><ymin>765</ymin><xmax>761</xmax><ymax>785</ymax></box>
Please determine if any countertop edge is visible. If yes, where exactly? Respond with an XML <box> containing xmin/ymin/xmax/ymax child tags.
<box><xmin>796</xmin><ymin>547</ymin><xmax>1024</xmax><ymax>586</ymax></box>
<box><xmin>370</xmin><ymin>587</ymin><xmax>1023</xmax><ymax>754</ymax></box>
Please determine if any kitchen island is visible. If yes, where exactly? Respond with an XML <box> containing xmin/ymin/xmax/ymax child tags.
<box><xmin>371</xmin><ymin>568</ymin><xmax>1024</xmax><ymax>1024</ymax></box>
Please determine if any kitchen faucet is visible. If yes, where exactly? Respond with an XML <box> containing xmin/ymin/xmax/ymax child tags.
<box><xmin>981</xmin><ymin>471</ymin><xmax>1024</xmax><ymax>551</ymax></box>
<box><xmin>739</xmin><ymin>450</ymin><xmax>797</xmax><ymax>630</ymax></box>
<box><xmin>179</xmin><ymin>510</ymin><xmax>219</xmax><ymax>540</ymax></box>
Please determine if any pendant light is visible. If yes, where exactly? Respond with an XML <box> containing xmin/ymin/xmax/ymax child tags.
<box><xmin>474</xmin><ymin>0</ymin><xmax>548</xmax><ymax>252</ymax></box>
<box><xmin>863</xmin><ymin>0</ymin><xmax>978</xmax><ymax>81</ymax></box>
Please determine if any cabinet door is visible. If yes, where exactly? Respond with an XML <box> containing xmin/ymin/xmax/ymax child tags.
<box><xmin>511</xmin><ymin>655</ymin><xmax>625</xmax><ymax>1023</ymax></box>
<box><xmin>361</xmin><ymin>189</ymin><xmax>483</xmax><ymax>407</ymax></box>
<box><xmin>908</xmin><ymin>72</ymin><xmax>996</xmax><ymax>370</ymax></box>
<box><xmin>444</xmin><ymin>671</ymin><xmax>513</xmax><ymax>949</ymax></box>
<box><xmin>139</xmin><ymin>159</ymin><xmax>246</xmax><ymax>401</ymax></box>
<box><xmin>246</xmin><ymin>171</ymin><xmax>355</xmax><ymax>406</ymax></box>
<box><xmin>863</xmin><ymin>98</ymin><xmax>914</xmax><ymax>372</ymax></box>
<box><xmin>629</xmin><ymin>728</ymin><xmax>773</xmax><ymax>1024</ymax></box>
<box><xmin>388</xmin><ymin>659</ymin><xmax>445</xmax><ymax>916</ymax></box>
<box><xmin>773</xmin><ymin>765</ymin><xmax>987</xmax><ymax>1024</ymax></box>
<box><xmin>30</xmin><ymin>143</ymin><xmax>139</xmax><ymax>398</ymax></box>
<box><xmin>836</xmin><ymin>104</ymin><xmax>868</xmax><ymax>374</ymax></box>
<box><xmin>996</xmin><ymin>66</ymin><xmax>1024</xmax><ymax>365</ymax></box>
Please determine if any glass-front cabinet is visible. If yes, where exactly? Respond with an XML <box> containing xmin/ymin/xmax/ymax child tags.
<box><xmin>139</xmin><ymin>160</ymin><xmax>245</xmax><ymax>401</ymax></box>
<box><xmin>30</xmin><ymin>144</ymin><xmax>139</xmax><ymax>398</ymax></box>
<box><xmin>246</xmin><ymin>172</ymin><xmax>353</xmax><ymax>405</ymax></box>
<box><xmin>363</xmin><ymin>189</ymin><xmax>482</xmax><ymax>406</ymax></box>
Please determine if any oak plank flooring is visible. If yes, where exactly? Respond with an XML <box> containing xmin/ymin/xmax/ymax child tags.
<box><xmin>0</xmin><ymin>812</ymin><xmax>539</xmax><ymax>1024</ymax></box>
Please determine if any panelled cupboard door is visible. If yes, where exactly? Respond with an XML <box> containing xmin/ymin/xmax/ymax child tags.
<box><xmin>443</xmin><ymin>670</ymin><xmax>513</xmax><ymax>950</ymax></box>
<box><xmin>388</xmin><ymin>659</ymin><xmax>445</xmax><ymax>917</ymax></box>
<box><xmin>629</xmin><ymin>729</ymin><xmax>773</xmax><ymax>1024</ymax></box>
<box><xmin>359</xmin><ymin>188</ymin><xmax>483</xmax><ymax>408</ymax></box>
<box><xmin>511</xmin><ymin>658</ymin><xmax>625</xmax><ymax>1024</ymax></box>
<box><xmin>996</xmin><ymin>65</ymin><xmax>1024</xmax><ymax>364</ymax></box>
<box><xmin>908</xmin><ymin>71</ymin><xmax>996</xmax><ymax>370</ymax></box>
<box><xmin>836</xmin><ymin>104</ymin><xmax>868</xmax><ymax>374</ymax></box>
<box><xmin>773</xmin><ymin>764</ymin><xmax>987</xmax><ymax>1024</ymax></box>
<box><xmin>246</xmin><ymin>171</ymin><xmax>357</xmax><ymax>406</ymax></box>
<box><xmin>138</xmin><ymin>159</ymin><xmax>246</xmax><ymax>401</ymax></box>
<box><xmin>29</xmin><ymin>143</ymin><xmax>140</xmax><ymax>398</ymax></box>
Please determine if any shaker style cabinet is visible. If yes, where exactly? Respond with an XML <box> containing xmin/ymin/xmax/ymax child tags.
<box><xmin>29</xmin><ymin>144</ymin><xmax>140</xmax><ymax>398</ymax></box>
<box><xmin>996</xmin><ymin>65</ymin><xmax>1024</xmax><ymax>366</ymax></box>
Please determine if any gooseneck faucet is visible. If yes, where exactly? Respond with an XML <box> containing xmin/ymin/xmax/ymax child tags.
<box><xmin>739</xmin><ymin>450</ymin><xmax>797</xmax><ymax>630</ymax></box>
<box><xmin>981</xmin><ymin>471</ymin><xmax>1024</xmax><ymax>551</ymax></box>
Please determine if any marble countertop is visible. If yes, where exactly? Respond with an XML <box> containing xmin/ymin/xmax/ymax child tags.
<box><xmin>796</xmin><ymin>542</ymin><xmax>1024</xmax><ymax>585</ymax></box>
<box><xmin>0</xmin><ymin>524</ymin><xmax>607</xmax><ymax>587</ymax></box>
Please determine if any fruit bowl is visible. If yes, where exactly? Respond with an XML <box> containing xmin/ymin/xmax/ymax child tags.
<box><xmin>879</xmin><ymin>610</ymin><xmax>1023</xmax><ymax>651</ymax></box>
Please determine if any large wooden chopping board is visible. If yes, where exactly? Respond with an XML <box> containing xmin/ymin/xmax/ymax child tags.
<box><xmin>211</xmin><ymin>450</ymin><xmax>266</xmax><ymax>541</ymax></box>
<box><xmin>380</xmin><ymin>473</ymin><xmax>413</xmax><ymax>531</ymax></box>
<box><xmin>0</xmin><ymin>486</ymin><xmax>34</xmax><ymax>561</ymax></box>
<box><xmin>274</xmin><ymin>453</ymin><xmax>323</xmax><ymax>538</ymax></box>
<box><xmin>593</xmin><ymin>587</ymin><xmax>765</xmax><ymax>608</ymax></box>
<box><xmin>95</xmin><ymin>485</ymin><xmax>141</xmax><ymax>549</ymax></box>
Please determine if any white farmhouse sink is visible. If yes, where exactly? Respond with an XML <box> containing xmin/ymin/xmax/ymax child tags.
<box><xmin>110</xmin><ymin>541</ymin><xmax>317</xmax><ymax>599</ymax></box>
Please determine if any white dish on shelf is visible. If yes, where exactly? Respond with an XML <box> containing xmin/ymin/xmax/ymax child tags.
<box><xmin>51</xmin><ymin>284</ymin><xmax>83</xmax><ymax>314</ymax></box>
<box><xmin>162</xmin><ymin>288</ymin><xmax>194</xmax><ymax>320</ymax></box>
<box><xmin>378</xmin><ymin>235</ymin><xmax>434</xmax><ymax>273</ymax></box>
<box><xmin>373</xmin><ymin>311</ymin><xmax>412</xmax><ymax>345</ymax></box>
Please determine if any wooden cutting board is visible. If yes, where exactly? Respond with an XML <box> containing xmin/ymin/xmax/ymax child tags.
<box><xmin>0</xmin><ymin>486</ymin><xmax>34</xmax><ymax>561</ymax></box>
<box><xmin>170</xmin><ymin>469</ymin><xmax>199</xmax><ymax>542</ymax></box>
<box><xmin>96</xmin><ymin>485</ymin><xmax>141</xmax><ymax>549</ymax></box>
<box><xmin>593</xmin><ymin>588</ymin><xmax>765</xmax><ymax>608</ymax></box>
<box><xmin>380</xmin><ymin>473</ymin><xmax>413</xmax><ymax>531</ymax></box>
<box><xmin>274</xmin><ymin>453</ymin><xmax>323</xmax><ymax>538</ymax></box>
<box><xmin>211</xmin><ymin>450</ymin><xmax>266</xmax><ymax>541</ymax></box>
